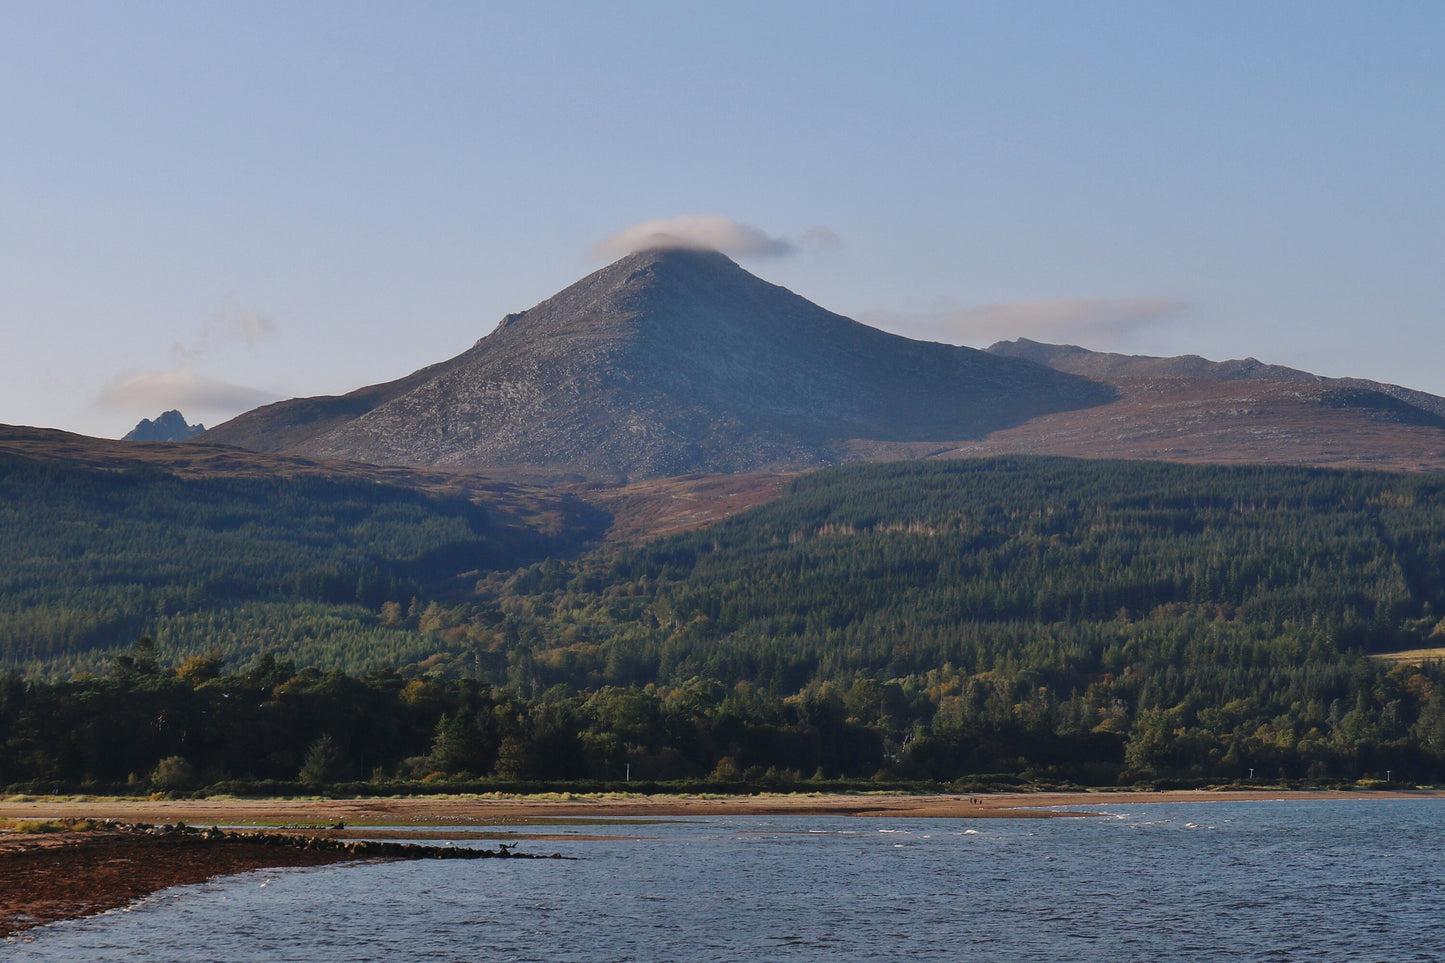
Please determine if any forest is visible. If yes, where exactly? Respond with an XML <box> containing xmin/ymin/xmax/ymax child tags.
<box><xmin>4</xmin><ymin>454</ymin><xmax>1445</xmax><ymax>788</ymax></box>
<box><xmin>2</xmin><ymin>634</ymin><xmax>1442</xmax><ymax>792</ymax></box>
<box><xmin>0</xmin><ymin>452</ymin><xmax>600</xmax><ymax>676</ymax></box>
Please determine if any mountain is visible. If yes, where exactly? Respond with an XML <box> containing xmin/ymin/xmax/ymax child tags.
<box><xmin>123</xmin><ymin>409</ymin><xmax>204</xmax><ymax>442</ymax></box>
<box><xmin>200</xmin><ymin>249</ymin><xmax>1113</xmax><ymax>479</ymax></box>
<box><xmin>200</xmin><ymin>252</ymin><xmax>1445</xmax><ymax>477</ymax></box>
<box><xmin>957</xmin><ymin>339</ymin><xmax>1445</xmax><ymax>470</ymax></box>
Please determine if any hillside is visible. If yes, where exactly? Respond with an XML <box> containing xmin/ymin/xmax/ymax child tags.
<box><xmin>2</xmin><ymin>445</ymin><xmax>1445</xmax><ymax>786</ymax></box>
<box><xmin>0</xmin><ymin>425</ymin><xmax>608</xmax><ymax>676</ymax></box>
<box><xmin>201</xmin><ymin>249</ymin><xmax>1113</xmax><ymax>478</ymax></box>
<box><xmin>10</xmin><ymin>426</ymin><xmax>1445</xmax><ymax>685</ymax></box>
<box><xmin>987</xmin><ymin>339</ymin><xmax>1445</xmax><ymax>420</ymax></box>
<box><xmin>963</xmin><ymin>340</ymin><xmax>1445</xmax><ymax>470</ymax></box>
<box><xmin>7</xmin><ymin>455</ymin><xmax>1445</xmax><ymax>788</ymax></box>
<box><xmin>457</xmin><ymin>457</ymin><xmax>1445</xmax><ymax>692</ymax></box>
<box><xmin>281</xmin><ymin>456</ymin><xmax>1445</xmax><ymax>784</ymax></box>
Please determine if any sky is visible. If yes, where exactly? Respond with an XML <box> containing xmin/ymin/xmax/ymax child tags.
<box><xmin>3</xmin><ymin>2</ymin><xmax>1442</xmax><ymax>438</ymax></box>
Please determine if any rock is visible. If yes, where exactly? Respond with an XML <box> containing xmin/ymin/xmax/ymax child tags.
<box><xmin>122</xmin><ymin>410</ymin><xmax>205</xmax><ymax>443</ymax></box>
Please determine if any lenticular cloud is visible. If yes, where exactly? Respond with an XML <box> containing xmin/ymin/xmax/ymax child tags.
<box><xmin>595</xmin><ymin>215</ymin><xmax>796</xmax><ymax>260</ymax></box>
<box><xmin>98</xmin><ymin>366</ymin><xmax>281</xmax><ymax>415</ymax></box>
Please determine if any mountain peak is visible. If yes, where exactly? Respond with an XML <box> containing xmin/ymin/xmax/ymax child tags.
<box><xmin>485</xmin><ymin>246</ymin><xmax>776</xmax><ymax>344</ymax></box>
<box><xmin>123</xmin><ymin>410</ymin><xmax>205</xmax><ymax>443</ymax></box>
<box><xmin>202</xmin><ymin>254</ymin><xmax>1112</xmax><ymax>479</ymax></box>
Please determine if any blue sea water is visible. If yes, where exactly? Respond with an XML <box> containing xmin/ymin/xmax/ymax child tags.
<box><xmin>6</xmin><ymin>800</ymin><xmax>1443</xmax><ymax>962</ymax></box>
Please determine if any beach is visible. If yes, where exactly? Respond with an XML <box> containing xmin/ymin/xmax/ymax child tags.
<box><xmin>2</xmin><ymin>787</ymin><xmax>1437</xmax><ymax>827</ymax></box>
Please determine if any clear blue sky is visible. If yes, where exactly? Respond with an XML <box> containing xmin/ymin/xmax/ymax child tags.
<box><xmin>3</xmin><ymin>2</ymin><xmax>1441</xmax><ymax>438</ymax></box>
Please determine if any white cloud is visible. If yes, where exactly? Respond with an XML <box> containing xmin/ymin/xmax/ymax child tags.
<box><xmin>594</xmin><ymin>215</ymin><xmax>799</xmax><ymax>260</ymax></box>
<box><xmin>861</xmin><ymin>296</ymin><xmax>1187</xmax><ymax>349</ymax></box>
<box><xmin>97</xmin><ymin>366</ymin><xmax>282</xmax><ymax>415</ymax></box>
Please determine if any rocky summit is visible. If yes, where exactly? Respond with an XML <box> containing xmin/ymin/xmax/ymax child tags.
<box><xmin>201</xmin><ymin>249</ymin><xmax>1112</xmax><ymax>479</ymax></box>
<box><xmin>123</xmin><ymin>410</ymin><xmax>204</xmax><ymax>443</ymax></box>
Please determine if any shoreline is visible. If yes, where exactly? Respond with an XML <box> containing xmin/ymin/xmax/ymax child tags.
<box><xmin>6</xmin><ymin>790</ymin><xmax>1442</xmax><ymax>939</ymax></box>
<box><xmin>0</xmin><ymin>822</ymin><xmax>549</xmax><ymax>939</ymax></box>
<box><xmin>0</xmin><ymin>829</ymin><xmax>363</xmax><ymax>939</ymax></box>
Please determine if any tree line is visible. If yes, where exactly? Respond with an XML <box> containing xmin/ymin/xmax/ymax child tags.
<box><xmin>4</xmin><ymin>635</ymin><xmax>1444</xmax><ymax>793</ymax></box>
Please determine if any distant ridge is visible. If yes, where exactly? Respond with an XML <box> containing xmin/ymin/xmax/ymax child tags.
<box><xmin>957</xmin><ymin>339</ymin><xmax>1445</xmax><ymax>470</ymax></box>
<box><xmin>202</xmin><ymin>249</ymin><xmax>1112</xmax><ymax>478</ymax></box>
<box><xmin>987</xmin><ymin>338</ymin><xmax>1445</xmax><ymax>419</ymax></box>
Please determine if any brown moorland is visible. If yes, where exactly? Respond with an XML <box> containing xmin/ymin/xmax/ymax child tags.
<box><xmin>946</xmin><ymin>377</ymin><xmax>1445</xmax><ymax>471</ymax></box>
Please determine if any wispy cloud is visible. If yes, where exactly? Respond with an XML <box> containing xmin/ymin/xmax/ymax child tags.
<box><xmin>861</xmin><ymin>296</ymin><xmax>1187</xmax><ymax>349</ymax></box>
<box><xmin>594</xmin><ymin>215</ymin><xmax>839</xmax><ymax>260</ymax></box>
<box><xmin>97</xmin><ymin>366</ymin><xmax>281</xmax><ymax>414</ymax></box>
<box><xmin>95</xmin><ymin>303</ymin><xmax>283</xmax><ymax>419</ymax></box>
<box><xmin>799</xmin><ymin>226</ymin><xmax>843</xmax><ymax>250</ymax></box>
<box><xmin>174</xmin><ymin>305</ymin><xmax>278</xmax><ymax>363</ymax></box>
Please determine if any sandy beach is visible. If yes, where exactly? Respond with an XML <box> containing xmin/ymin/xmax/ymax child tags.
<box><xmin>3</xmin><ymin>787</ymin><xmax>1440</xmax><ymax>827</ymax></box>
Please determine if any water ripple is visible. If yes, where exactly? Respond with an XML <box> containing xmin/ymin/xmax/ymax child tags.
<box><xmin>7</xmin><ymin>801</ymin><xmax>1445</xmax><ymax>962</ymax></box>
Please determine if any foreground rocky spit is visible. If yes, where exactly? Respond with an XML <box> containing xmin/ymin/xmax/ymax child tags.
<box><xmin>0</xmin><ymin>821</ymin><xmax>564</xmax><ymax>938</ymax></box>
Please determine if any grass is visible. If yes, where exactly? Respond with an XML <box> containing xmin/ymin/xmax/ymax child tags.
<box><xmin>1370</xmin><ymin>647</ymin><xmax>1445</xmax><ymax>665</ymax></box>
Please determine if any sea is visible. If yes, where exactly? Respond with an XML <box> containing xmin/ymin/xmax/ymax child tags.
<box><xmin>6</xmin><ymin>799</ymin><xmax>1442</xmax><ymax>962</ymax></box>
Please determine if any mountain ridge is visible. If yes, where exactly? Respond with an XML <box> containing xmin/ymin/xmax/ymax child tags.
<box><xmin>988</xmin><ymin>337</ymin><xmax>1445</xmax><ymax>419</ymax></box>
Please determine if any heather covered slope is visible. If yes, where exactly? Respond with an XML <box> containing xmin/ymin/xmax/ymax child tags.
<box><xmin>988</xmin><ymin>338</ymin><xmax>1445</xmax><ymax>420</ymax></box>
<box><xmin>202</xmin><ymin>250</ymin><xmax>1113</xmax><ymax>478</ymax></box>
<box><xmin>964</xmin><ymin>339</ymin><xmax>1445</xmax><ymax>470</ymax></box>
